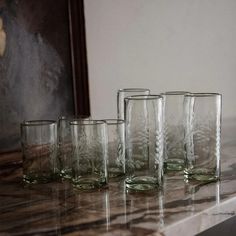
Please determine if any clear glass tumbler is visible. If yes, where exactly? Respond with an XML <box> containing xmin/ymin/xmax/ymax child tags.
<box><xmin>70</xmin><ymin>120</ymin><xmax>108</xmax><ymax>190</ymax></box>
<box><xmin>184</xmin><ymin>93</ymin><xmax>222</xmax><ymax>181</ymax></box>
<box><xmin>161</xmin><ymin>91</ymin><xmax>190</xmax><ymax>172</ymax></box>
<box><xmin>117</xmin><ymin>88</ymin><xmax>150</xmax><ymax>120</ymax></box>
<box><xmin>57</xmin><ymin>116</ymin><xmax>91</xmax><ymax>179</ymax></box>
<box><xmin>21</xmin><ymin>120</ymin><xmax>58</xmax><ymax>184</ymax></box>
<box><xmin>125</xmin><ymin>95</ymin><xmax>164</xmax><ymax>191</ymax></box>
<box><xmin>104</xmin><ymin>119</ymin><xmax>125</xmax><ymax>179</ymax></box>
<box><xmin>57</xmin><ymin>117</ymin><xmax>72</xmax><ymax>179</ymax></box>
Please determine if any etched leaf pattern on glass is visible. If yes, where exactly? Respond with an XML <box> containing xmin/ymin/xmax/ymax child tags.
<box><xmin>72</xmin><ymin>127</ymin><xmax>104</xmax><ymax>178</ymax></box>
<box><xmin>126</xmin><ymin>115</ymin><xmax>149</xmax><ymax>174</ymax></box>
<box><xmin>185</xmin><ymin>106</ymin><xmax>221</xmax><ymax>175</ymax></box>
<box><xmin>164</xmin><ymin>112</ymin><xmax>185</xmax><ymax>160</ymax></box>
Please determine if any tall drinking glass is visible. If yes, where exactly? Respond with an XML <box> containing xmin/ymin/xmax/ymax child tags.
<box><xmin>21</xmin><ymin>120</ymin><xmax>58</xmax><ymax>184</ymax></box>
<box><xmin>125</xmin><ymin>95</ymin><xmax>164</xmax><ymax>191</ymax></box>
<box><xmin>117</xmin><ymin>88</ymin><xmax>150</xmax><ymax>120</ymax></box>
<box><xmin>70</xmin><ymin>120</ymin><xmax>108</xmax><ymax>190</ymax></box>
<box><xmin>161</xmin><ymin>91</ymin><xmax>190</xmax><ymax>172</ymax></box>
<box><xmin>184</xmin><ymin>93</ymin><xmax>222</xmax><ymax>181</ymax></box>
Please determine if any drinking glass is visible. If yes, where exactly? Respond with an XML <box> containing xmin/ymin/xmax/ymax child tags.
<box><xmin>104</xmin><ymin>119</ymin><xmax>125</xmax><ymax>179</ymax></box>
<box><xmin>117</xmin><ymin>88</ymin><xmax>150</xmax><ymax>120</ymax></box>
<box><xmin>184</xmin><ymin>93</ymin><xmax>222</xmax><ymax>181</ymax></box>
<box><xmin>70</xmin><ymin>120</ymin><xmax>108</xmax><ymax>190</ymax></box>
<box><xmin>21</xmin><ymin>120</ymin><xmax>58</xmax><ymax>184</ymax></box>
<box><xmin>125</xmin><ymin>95</ymin><xmax>164</xmax><ymax>191</ymax></box>
<box><xmin>161</xmin><ymin>91</ymin><xmax>190</xmax><ymax>172</ymax></box>
<box><xmin>57</xmin><ymin>116</ymin><xmax>90</xmax><ymax>179</ymax></box>
<box><xmin>57</xmin><ymin>117</ymin><xmax>72</xmax><ymax>179</ymax></box>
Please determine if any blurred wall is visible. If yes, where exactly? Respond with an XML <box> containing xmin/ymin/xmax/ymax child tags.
<box><xmin>84</xmin><ymin>0</ymin><xmax>236</xmax><ymax>120</ymax></box>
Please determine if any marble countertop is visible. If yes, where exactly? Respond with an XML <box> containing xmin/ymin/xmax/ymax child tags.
<box><xmin>1</xmin><ymin>120</ymin><xmax>236</xmax><ymax>236</ymax></box>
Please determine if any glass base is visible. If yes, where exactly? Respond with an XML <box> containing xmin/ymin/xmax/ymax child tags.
<box><xmin>164</xmin><ymin>159</ymin><xmax>185</xmax><ymax>171</ymax></box>
<box><xmin>184</xmin><ymin>168</ymin><xmax>219</xmax><ymax>182</ymax></box>
<box><xmin>125</xmin><ymin>176</ymin><xmax>159</xmax><ymax>191</ymax></box>
<box><xmin>23</xmin><ymin>174</ymin><xmax>58</xmax><ymax>184</ymax></box>
<box><xmin>72</xmin><ymin>177</ymin><xmax>107</xmax><ymax>190</ymax></box>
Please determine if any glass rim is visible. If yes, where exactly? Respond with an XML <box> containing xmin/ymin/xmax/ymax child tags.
<box><xmin>21</xmin><ymin>120</ymin><xmax>56</xmax><ymax>126</ymax></box>
<box><xmin>58</xmin><ymin>115</ymin><xmax>90</xmax><ymax>120</ymax></box>
<box><xmin>118</xmin><ymin>88</ymin><xmax>150</xmax><ymax>93</ymax></box>
<box><xmin>70</xmin><ymin>120</ymin><xmax>105</xmax><ymax>126</ymax></box>
<box><xmin>161</xmin><ymin>91</ymin><xmax>190</xmax><ymax>96</ymax></box>
<box><xmin>125</xmin><ymin>94</ymin><xmax>163</xmax><ymax>100</ymax></box>
<box><xmin>103</xmin><ymin>119</ymin><xmax>124</xmax><ymax>125</ymax></box>
<box><xmin>185</xmin><ymin>93</ymin><xmax>222</xmax><ymax>98</ymax></box>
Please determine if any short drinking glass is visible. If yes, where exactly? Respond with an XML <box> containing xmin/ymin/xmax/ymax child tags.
<box><xmin>57</xmin><ymin>117</ymin><xmax>72</xmax><ymax>179</ymax></box>
<box><xmin>21</xmin><ymin>120</ymin><xmax>58</xmax><ymax>184</ymax></box>
<box><xmin>57</xmin><ymin>116</ymin><xmax>90</xmax><ymax>179</ymax></box>
<box><xmin>70</xmin><ymin>120</ymin><xmax>108</xmax><ymax>190</ymax></box>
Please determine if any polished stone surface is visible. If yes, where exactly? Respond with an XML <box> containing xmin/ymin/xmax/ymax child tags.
<box><xmin>1</xmin><ymin>120</ymin><xmax>236</xmax><ymax>236</ymax></box>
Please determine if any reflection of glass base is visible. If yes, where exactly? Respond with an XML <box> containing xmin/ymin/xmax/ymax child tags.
<box><xmin>72</xmin><ymin>177</ymin><xmax>107</xmax><ymax>190</ymax></box>
<box><xmin>184</xmin><ymin>168</ymin><xmax>219</xmax><ymax>182</ymax></box>
<box><xmin>125</xmin><ymin>176</ymin><xmax>159</xmax><ymax>191</ymax></box>
<box><xmin>108</xmin><ymin>167</ymin><xmax>125</xmax><ymax>179</ymax></box>
<box><xmin>23</xmin><ymin>173</ymin><xmax>58</xmax><ymax>184</ymax></box>
<box><xmin>164</xmin><ymin>159</ymin><xmax>185</xmax><ymax>172</ymax></box>
<box><xmin>60</xmin><ymin>169</ymin><xmax>72</xmax><ymax>180</ymax></box>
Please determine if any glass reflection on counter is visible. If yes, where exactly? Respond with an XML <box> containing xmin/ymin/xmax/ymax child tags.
<box><xmin>184</xmin><ymin>180</ymin><xmax>221</xmax><ymax>216</ymax></box>
<box><xmin>18</xmin><ymin>178</ymin><xmax>222</xmax><ymax>234</ymax></box>
<box><xmin>124</xmin><ymin>186</ymin><xmax>165</xmax><ymax>231</ymax></box>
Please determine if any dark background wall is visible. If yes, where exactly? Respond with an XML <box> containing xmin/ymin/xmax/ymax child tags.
<box><xmin>0</xmin><ymin>0</ymin><xmax>75</xmax><ymax>152</ymax></box>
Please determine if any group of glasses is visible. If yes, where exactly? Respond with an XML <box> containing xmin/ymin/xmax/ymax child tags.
<box><xmin>21</xmin><ymin>89</ymin><xmax>222</xmax><ymax>191</ymax></box>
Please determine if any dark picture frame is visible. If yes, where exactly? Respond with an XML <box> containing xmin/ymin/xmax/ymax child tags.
<box><xmin>69</xmin><ymin>0</ymin><xmax>90</xmax><ymax>116</ymax></box>
<box><xmin>0</xmin><ymin>0</ymin><xmax>90</xmax><ymax>152</ymax></box>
